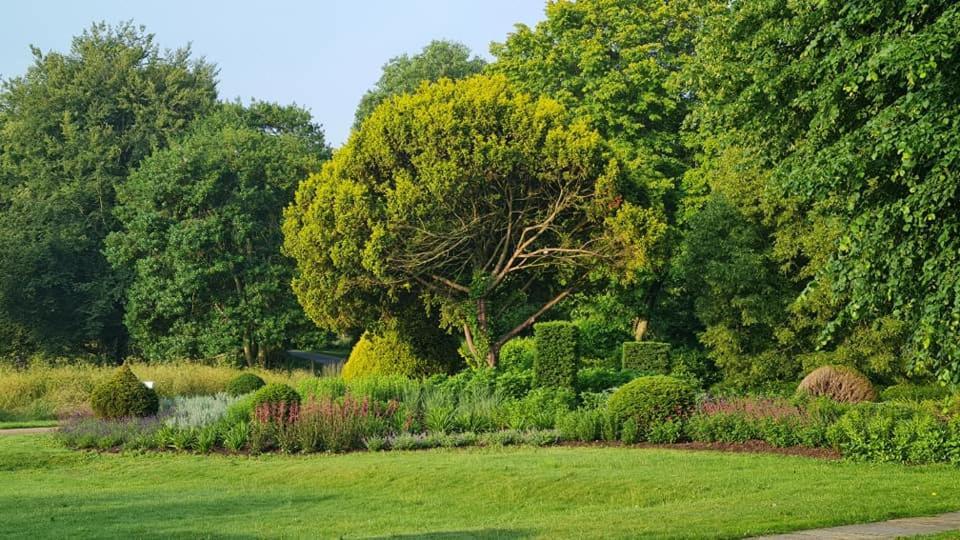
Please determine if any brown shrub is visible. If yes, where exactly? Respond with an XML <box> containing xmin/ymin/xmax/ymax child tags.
<box><xmin>797</xmin><ymin>365</ymin><xmax>876</xmax><ymax>403</ymax></box>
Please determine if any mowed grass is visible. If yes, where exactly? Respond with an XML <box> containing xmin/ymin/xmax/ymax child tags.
<box><xmin>2</xmin><ymin>436</ymin><xmax>960</xmax><ymax>539</ymax></box>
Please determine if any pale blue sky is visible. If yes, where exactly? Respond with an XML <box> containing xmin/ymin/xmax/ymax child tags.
<box><xmin>1</xmin><ymin>1</ymin><xmax>546</xmax><ymax>146</ymax></box>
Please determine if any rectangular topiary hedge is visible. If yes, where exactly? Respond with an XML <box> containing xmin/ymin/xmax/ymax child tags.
<box><xmin>622</xmin><ymin>341</ymin><xmax>671</xmax><ymax>374</ymax></box>
<box><xmin>533</xmin><ymin>321</ymin><xmax>579</xmax><ymax>389</ymax></box>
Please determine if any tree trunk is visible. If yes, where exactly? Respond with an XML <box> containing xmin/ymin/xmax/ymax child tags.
<box><xmin>256</xmin><ymin>344</ymin><xmax>268</xmax><ymax>368</ymax></box>
<box><xmin>634</xmin><ymin>318</ymin><xmax>648</xmax><ymax>341</ymax></box>
<box><xmin>485</xmin><ymin>341</ymin><xmax>500</xmax><ymax>368</ymax></box>
<box><xmin>242</xmin><ymin>330</ymin><xmax>256</xmax><ymax>367</ymax></box>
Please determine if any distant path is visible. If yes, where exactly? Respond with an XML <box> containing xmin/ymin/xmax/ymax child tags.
<box><xmin>752</xmin><ymin>510</ymin><xmax>960</xmax><ymax>539</ymax></box>
<box><xmin>0</xmin><ymin>427</ymin><xmax>57</xmax><ymax>436</ymax></box>
<box><xmin>286</xmin><ymin>350</ymin><xmax>345</xmax><ymax>366</ymax></box>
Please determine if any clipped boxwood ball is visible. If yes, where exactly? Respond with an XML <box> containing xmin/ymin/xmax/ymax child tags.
<box><xmin>90</xmin><ymin>364</ymin><xmax>159</xmax><ymax>419</ymax></box>
<box><xmin>607</xmin><ymin>375</ymin><xmax>695</xmax><ymax>430</ymax></box>
<box><xmin>226</xmin><ymin>373</ymin><xmax>266</xmax><ymax>396</ymax></box>
<box><xmin>250</xmin><ymin>383</ymin><xmax>301</xmax><ymax>411</ymax></box>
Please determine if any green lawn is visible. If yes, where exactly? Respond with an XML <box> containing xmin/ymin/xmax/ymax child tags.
<box><xmin>2</xmin><ymin>436</ymin><xmax>959</xmax><ymax>539</ymax></box>
<box><xmin>0</xmin><ymin>420</ymin><xmax>58</xmax><ymax>430</ymax></box>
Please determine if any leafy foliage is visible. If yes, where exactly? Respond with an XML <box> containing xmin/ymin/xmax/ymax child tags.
<box><xmin>689</xmin><ymin>0</ymin><xmax>960</xmax><ymax>381</ymax></box>
<box><xmin>606</xmin><ymin>375</ymin><xmax>695</xmax><ymax>432</ymax></box>
<box><xmin>0</xmin><ymin>22</ymin><xmax>217</xmax><ymax>359</ymax></box>
<box><xmin>533</xmin><ymin>322</ymin><xmax>579</xmax><ymax>389</ymax></box>
<box><xmin>107</xmin><ymin>102</ymin><xmax>329</xmax><ymax>365</ymax></box>
<box><xmin>354</xmin><ymin>40</ymin><xmax>485</xmax><ymax>127</ymax></box>
<box><xmin>283</xmin><ymin>74</ymin><xmax>665</xmax><ymax>367</ymax></box>
<box><xmin>90</xmin><ymin>365</ymin><xmax>159</xmax><ymax>419</ymax></box>
<box><xmin>621</xmin><ymin>342</ymin><xmax>670</xmax><ymax>373</ymax></box>
<box><xmin>342</xmin><ymin>325</ymin><xmax>452</xmax><ymax>381</ymax></box>
<box><xmin>225</xmin><ymin>373</ymin><xmax>266</xmax><ymax>397</ymax></box>
<box><xmin>250</xmin><ymin>383</ymin><xmax>301</xmax><ymax>411</ymax></box>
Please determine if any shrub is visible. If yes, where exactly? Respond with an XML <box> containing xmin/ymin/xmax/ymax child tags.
<box><xmin>607</xmin><ymin>375</ymin><xmax>695</xmax><ymax>433</ymax></box>
<box><xmin>621</xmin><ymin>341</ymin><xmax>671</xmax><ymax>374</ymax></box>
<box><xmin>500</xmin><ymin>337</ymin><xmax>535</xmax><ymax>371</ymax></box>
<box><xmin>880</xmin><ymin>383</ymin><xmax>952</xmax><ymax>402</ymax></box>
<box><xmin>226</xmin><ymin>373</ymin><xmax>265</xmax><ymax>396</ymax></box>
<box><xmin>501</xmin><ymin>387</ymin><xmax>576</xmax><ymax>430</ymax></box>
<box><xmin>648</xmin><ymin>419</ymin><xmax>683</xmax><ymax>444</ymax></box>
<box><xmin>669</xmin><ymin>348</ymin><xmax>719</xmax><ymax>388</ymax></box>
<box><xmin>797</xmin><ymin>365</ymin><xmax>876</xmax><ymax>403</ymax></box>
<box><xmin>162</xmin><ymin>393</ymin><xmax>239</xmax><ymax>429</ymax></box>
<box><xmin>494</xmin><ymin>369</ymin><xmax>533</xmax><ymax>399</ymax></box>
<box><xmin>90</xmin><ymin>365</ymin><xmax>159</xmax><ymax>419</ymax></box>
<box><xmin>342</xmin><ymin>326</ymin><xmax>452</xmax><ymax>381</ymax></box>
<box><xmin>827</xmin><ymin>403</ymin><xmax>948</xmax><ymax>463</ymax></box>
<box><xmin>577</xmin><ymin>366</ymin><xmax>636</xmax><ymax>393</ymax></box>
<box><xmin>250</xmin><ymin>383</ymin><xmax>301</xmax><ymax>412</ymax></box>
<box><xmin>533</xmin><ymin>321</ymin><xmax>579</xmax><ymax>389</ymax></box>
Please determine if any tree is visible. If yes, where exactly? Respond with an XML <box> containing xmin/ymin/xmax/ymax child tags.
<box><xmin>0</xmin><ymin>22</ymin><xmax>217</xmax><ymax>360</ymax></box>
<box><xmin>491</xmin><ymin>0</ymin><xmax>715</xmax><ymax>342</ymax></box>
<box><xmin>107</xmin><ymin>103</ymin><xmax>329</xmax><ymax>366</ymax></box>
<box><xmin>284</xmin><ymin>75</ymin><xmax>665</xmax><ymax>367</ymax></box>
<box><xmin>689</xmin><ymin>0</ymin><xmax>960</xmax><ymax>380</ymax></box>
<box><xmin>353</xmin><ymin>40</ymin><xmax>485</xmax><ymax>127</ymax></box>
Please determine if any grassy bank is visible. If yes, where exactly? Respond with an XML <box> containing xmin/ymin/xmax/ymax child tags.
<box><xmin>2</xmin><ymin>436</ymin><xmax>960</xmax><ymax>538</ymax></box>
<box><xmin>0</xmin><ymin>363</ymin><xmax>313</xmax><ymax>421</ymax></box>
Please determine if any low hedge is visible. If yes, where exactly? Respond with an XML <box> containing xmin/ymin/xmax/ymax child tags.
<box><xmin>606</xmin><ymin>375</ymin><xmax>695</xmax><ymax>432</ymax></box>
<box><xmin>621</xmin><ymin>342</ymin><xmax>671</xmax><ymax>374</ymax></box>
<box><xmin>533</xmin><ymin>322</ymin><xmax>579</xmax><ymax>389</ymax></box>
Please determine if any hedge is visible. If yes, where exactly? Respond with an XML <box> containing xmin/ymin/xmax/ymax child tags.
<box><xmin>533</xmin><ymin>321</ymin><xmax>579</xmax><ymax>389</ymax></box>
<box><xmin>622</xmin><ymin>341</ymin><xmax>671</xmax><ymax>373</ymax></box>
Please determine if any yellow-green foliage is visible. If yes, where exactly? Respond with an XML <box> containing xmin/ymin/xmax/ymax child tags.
<box><xmin>342</xmin><ymin>330</ymin><xmax>446</xmax><ymax>381</ymax></box>
<box><xmin>0</xmin><ymin>361</ymin><xmax>310</xmax><ymax>420</ymax></box>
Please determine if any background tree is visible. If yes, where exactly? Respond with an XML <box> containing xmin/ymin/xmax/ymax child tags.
<box><xmin>687</xmin><ymin>0</ymin><xmax>955</xmax><ymax>380</ymax></box>
<box><xmin>107</xmin><ymin>103</ymin><xmax>330</xmax><ymax>366</ymax></box>
<box><xmin>490</xmin><ymin>0</ymin><xmax>713</xmax><ymax>343</ymax></box>
<box><xmin>284</xmin><ymin>75</ymin><xmax>665</xmax><ymax>367</ymax></box>
<box><xmin>0</xmin><ymin>22</ymin><xmax>217</xmax><ymax>360</ymax></box>
<box><xmin>353</xmin><ymin>40</ymin><xmax>486</xmax><ymax>127</ymax></box>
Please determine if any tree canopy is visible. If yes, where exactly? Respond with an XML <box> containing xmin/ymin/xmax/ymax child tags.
<box><xmin>284</xmin><ymin>74</ymin><xmax>665</xmax><ymax>367</ymax></box>
<box><xmin>353</xmin><ymin>40</ymin><xmax>486</xmax><ymax>128</ymax></box>
<box><xmin>0</xmin><ymin>22</ymin><xmax>217</xmax><ymax>359</ymax></box>
<box><xmin>689</xmin><ymin>0</ymin><xmax>960</xmax><ymax>381</ymax></box>
<box><xmin>107</xmin><ymin>102</ymin><xmax>330</xmax><ymax>365</ymax></box>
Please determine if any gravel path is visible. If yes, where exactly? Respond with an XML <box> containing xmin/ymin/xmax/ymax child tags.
<box><xmin>753</xmin><ymin>511</ymin><xmax>960</xmax><ymax>539</ymax></box>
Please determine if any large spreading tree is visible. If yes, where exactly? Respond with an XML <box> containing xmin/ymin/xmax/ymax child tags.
<box><xmin>0</xmin><ymin>22</ymin><xmax>217</xmax><ymax>359</ymax></box>
<box><xmin>107</xmin><ymin>103</ymin><xmax>330</xmax><ymax>365</ymax></box>
<box><xmin>284</xmin><ymin>75</ymin><xmax>665</xmax><ymax>367</ymax></box>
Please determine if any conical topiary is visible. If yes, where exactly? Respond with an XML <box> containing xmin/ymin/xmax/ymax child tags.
<box><xmin>90</xmin><ymin>364</ymin><xmax>160</xmax><ymax>419</ymax></box>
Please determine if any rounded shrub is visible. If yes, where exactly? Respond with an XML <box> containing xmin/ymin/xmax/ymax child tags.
<box><xmin>90</xmin><ymin>365</ymin><xmax>159</xmax><ymax>419</ymax></box>
<box><xmin>797</xmin><ymin>365</ymin><xmax>876</xmax><ymax>403</ymax></box>
<box><xmin>342</xmin><ymin>328</ymin><xmax>450</xmax><ymax>381</ymax></box>
<box><xmin>226</xmin><ymin>373</ymin><xmax>266</xmax><ymax>396</ymax></box>
<box><xmin>250</xmin><ymin>383</ymin><xmax>301</xmax><ymax>410</ymax></box>
<box><xmin>607</xmin><ymin>375</ymin><xmax>695</xmax><ymax>431</ymax></box>
<box><xmin>500</xmin><ymin>337</ymin><xmax>535</xmax><ymax>371</ymax></box>
<box><xmin>880</xmin><ymin>382</ymin><xmax>951</xmax><ymax>402</ymax></box>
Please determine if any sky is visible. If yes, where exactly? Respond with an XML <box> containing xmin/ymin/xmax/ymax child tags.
<box><xmin>0</xmin><ymin>0</ymin><xmax>546</xmax><ymax>146</ymax></box>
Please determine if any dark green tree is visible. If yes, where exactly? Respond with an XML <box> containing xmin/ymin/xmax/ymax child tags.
<box><xmin>107</xmin><ymin>103</ymin><xmax>330</xmax><ymax>365</ymax></box>
<box><xmin>353</xmin><ymin>40</ymin><xmax>486</xmax><ymax>127</ymax></box>
<box><xmin>0</xmin><ymin>22</ymin><xmax>217</xmax><ymax>360</ymax></box>
<box><xmin>688</xmin><ymin>0</ymin><xmax>957</xmax><ymax>380</ymax></box>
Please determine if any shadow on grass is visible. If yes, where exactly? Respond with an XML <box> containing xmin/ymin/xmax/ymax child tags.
<box><xmin>366</xmin><ymin>530</ymin><xmax>531</xmax><ymax>539</ymax></box>
<box><xmin>0</xmin><ymin>490</ymin><xmax>334</xmax><ymax>538</ymax></box>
